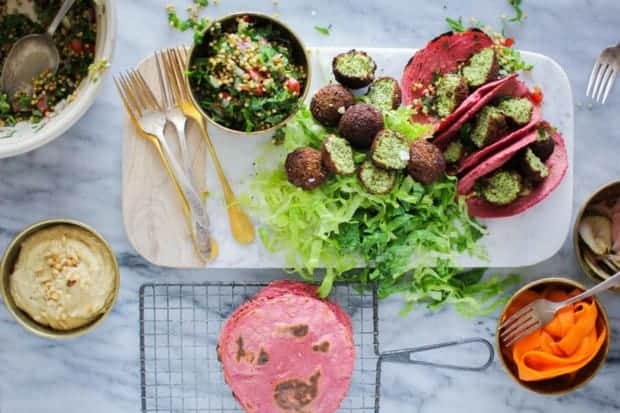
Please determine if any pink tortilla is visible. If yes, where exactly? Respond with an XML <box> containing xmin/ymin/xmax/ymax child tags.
<box><xmin>457</xmin><ymin>128</ymin><xmax>568</xmax><ymax>218</ymax></box>
<box><xmin>218</xmin><ymin>285</ymin><xmax>355</xmax><ymax>413</ymax></box>
<box><xmin>401</xmin><ymin>29</ymin><xmax>495</xmax><ymax>132</ymax></box>
<box><xmin>433</xmin><ymin>75</ymin><xmax>531</xmax><ymax>149</ymax></box>
<box><xmin>402</xmin><ymin>29</ymin><xmax>494</xmax><ymax>105</ymax></box>
<box><xmin>457</xmin><ymin>103</ymin><xmax>542</xmax><ymax>174</ymax></box>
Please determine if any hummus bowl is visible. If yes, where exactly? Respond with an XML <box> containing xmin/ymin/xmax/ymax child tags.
<box><xmin>0</xmin><ymin>0</ymin><xmax>117</xmax><ymax>159</ymax></box>
<box><xmin>0</xmin><ymin>219</ymin><xmax>120</xmax><ymax>339</ymax></box>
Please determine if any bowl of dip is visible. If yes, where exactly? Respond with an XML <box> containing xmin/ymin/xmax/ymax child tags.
<box><xmin>574</xmin><ymin>180</ymin><xmax>620</xmax><ymax>293</ymax></box>
<box><xmin>0</xmin><ymin>219</ymin><xmax>120</xmax><ymax>339</ymax></box>
<box><xmin>0</xmin><ymin>0</ymin><xmax>117</xmax><ymax>158</ymax></box>
<box><xmin>187</xmin><ymin>12</ymin><xmax>310</xmax><ymax>135</ymax></box>
<box><xmin>496</xmin><ymin>277</ymin><xmax>610</xmax><ymax>395</ymax></box>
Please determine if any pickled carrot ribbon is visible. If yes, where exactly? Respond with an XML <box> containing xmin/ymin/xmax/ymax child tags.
<box><xmin>505</xmin><ymin>288</ymin><xmax>607</xmax><ymax>382</ymax></box>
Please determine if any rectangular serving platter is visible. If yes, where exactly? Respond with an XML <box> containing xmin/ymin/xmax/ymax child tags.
<box><xmin>122</xmin><ymin>47</ymin><xmax>574</xmax><ymax>269</ymax></box>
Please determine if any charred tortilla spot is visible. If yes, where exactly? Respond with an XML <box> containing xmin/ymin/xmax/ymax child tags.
<box><xmin>287</xmin><ymin>324</ymin><xmax>309</xmax><ymax>337</ymax></box>
<box><xmin>430</xmin><ymin>31</ymin><xmax>454</xmax><ymax>43</ymax></box>
<box><xmin>274</xmin><ymin>372</ymin><xmax>321</xmax><ymax>410</ymax></box>
<box><xmin>257</xmin><ymin>349</ymin><xmax>269</xmax><ymax>365</ymax></box>
<box><xmin>312</xmin><ymin>341</ymin><xmax>330</xmax><ymax>353</ymax></box>
<box><xmin>235</xmin><ymin>337</ymin><xmax>245</xmax><ymax>362</ymax></box>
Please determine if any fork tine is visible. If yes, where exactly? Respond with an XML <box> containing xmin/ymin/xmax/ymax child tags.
<box><xmin>499</xmin><ymin>313</ymin><xmax>536</xmax><ymax>339</ymax></box>
<box><xmin>503</xmin><ymin>321</ymin><xmax>542</xmax><ymax>348</ymax></box>
<box><xmin>163</xmin><ymin>49</ymin><xmax>183</xmax><ymax>104</ymax></box>
<box><xmin>498</xmin><ymin>303</ymin><xmax>534</xmax><ymax>331</ymax></box>
<box><xmin>171</xmin><ymin>48</ymin><xmax>190</xmax><ymax>99</ymax></box>
<box><xmin>154</xmin><ymin>51</ymin><xmax>171</xmax><ymax>109</ymax></box>
<box><xmin>596</xmin><ymin>65</ymin><xmax>614</xmax><ymax>102</ymax></box>
<box><xmin>591</xmin><ymin>63</ymin><xmax>610</xmax><ymax>100</ymax></box>
<box><xmin>133</xmin><ymin>70</ymin><xmax>161</xmax><ymax>111</ymax></box>
<box><xmin>602</xmin><ymin>69</ymin><xmax>617</xmax><ymax>104</ymax></box>
<box><xmin>119</xmin><ymin>73</ymin><xmax>143</xmax><ymax>117</ymax></box>
<box><xmin>586</xmin><ymin>61</ymin><xmax>601</xmax><ymax>97</ymax></box>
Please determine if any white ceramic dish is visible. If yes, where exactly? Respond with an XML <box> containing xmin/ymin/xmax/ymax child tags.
<box><xmin>0</xmin><ymin>0</ymin><xmax>117</xmax><ymax>159</ymax></box>
<box><xmin>122</xmin><ymin>47</ymin><xmax>574</xmax><ymax>269</ymax></box>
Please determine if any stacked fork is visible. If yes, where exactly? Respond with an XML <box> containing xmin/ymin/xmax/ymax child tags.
<box><xmin>115</xmin><ymin>69</ymin><xmax>216</xmax><ymax>262</ymax></box>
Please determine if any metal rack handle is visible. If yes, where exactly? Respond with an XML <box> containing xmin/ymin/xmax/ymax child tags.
<box><xmin>379</xmin><ymin>337</ymin><xmax>494</xmax><ymax>371</ymax></box>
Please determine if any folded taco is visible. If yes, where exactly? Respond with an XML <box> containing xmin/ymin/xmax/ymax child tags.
<box><xmin>438</xmin><ymin>77</ymin><xmax>543</xmax><ymax>172</ymax></box>
<box><xmin>457</xmin><ymin>123</ymin><xmax>568</xmax><ymax>218</ymax></box>
<box><xmin>401</xmin><ymin>29</ymin><xmax>517</xmax><ymax>133</ymax></box>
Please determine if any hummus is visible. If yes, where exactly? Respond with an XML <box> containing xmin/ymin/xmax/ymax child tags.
<box><xmin>10</xmin><ymin>225</ymin><xmax>117</xmax><ymax>331</ymax></box>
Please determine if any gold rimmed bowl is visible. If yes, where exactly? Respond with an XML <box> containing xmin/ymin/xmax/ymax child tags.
<box><xmin>496</xmin><ymin>277</ymin><xmax>610</xmax><ymax>395</ymax></box>
<box><xmin>0</xmin><ymin>219</ymin><xmax>120</xmax><ymax>339</ymax></box>
<box><xmin>187</xmin><ymin>12</ymin><xmax>311</xmax><ymax>136</ymax></box>
<box><xmin>575</xmin><ymin>180</ymin><xmax>620</xmax><ymax>293</ymax></box>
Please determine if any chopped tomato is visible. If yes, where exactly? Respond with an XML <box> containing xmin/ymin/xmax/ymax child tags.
<box><xmin>83</xmin><ymin>43</ymin><xmax>94</xmax><ymax>53</ymax></box>
<box><xmin>285</xmin><ymin>78</ymin><xmax>301</xmax><ymax>95</ymax></box>
<box><xmin>70</xmin><ymin>39</ymin><xmax>83</xmax><ymax>53</ymax></box>
<box><xmin>503</xmin><ymin>37</ymin><xmax>515</xmax><ymax>47</ymax></box>
<box><xmin>242</xmin><ymin>15</ymin><xmax>253</xmax><ymax>23</ymax></box>
<box><xmin>255</xmin><ymin>84</ymin><xmax>265</xmax><ymax>96</ymax></box>
<box><xmin>530</xmin><ymin>86</ymin><xmax>544</xmax><ymax>105</ymax></box>
<box><xmin>248</xmin><ymin>68</ymin><xmax>263</xmax><ymax>82</ymax></box>
<box><xmin>36</xmin><ymin>98</ymin><xmax>49</xmax><ymax>114</ymax></box>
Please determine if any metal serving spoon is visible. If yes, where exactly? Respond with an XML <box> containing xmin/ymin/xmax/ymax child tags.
<box><xmin>1</xmin><ymin>0</ymin><xmax>77</xmax><ymax>97</ymax></box>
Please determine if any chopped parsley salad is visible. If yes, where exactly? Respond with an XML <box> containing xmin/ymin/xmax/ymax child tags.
<box><xmin>188</xmin><ymin>15</ymin><xmax>307</xmax><ymax>132</ymax></box>
<box><xmin>0</xmin><ymin>0</ymin><xmax>97</xmax><ymax>128</ymax></box>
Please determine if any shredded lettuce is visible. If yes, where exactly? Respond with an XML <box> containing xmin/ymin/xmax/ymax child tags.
<box><xmin>246</xmin><ymin>106</ymin><xmax>518</xmax><ymax>316</ymax></box>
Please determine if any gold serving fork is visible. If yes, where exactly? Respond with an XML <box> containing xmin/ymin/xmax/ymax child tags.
<box><xmin>115</xmin><ymin>70</ymin><xmax>217</xmax><ymax>262</ymax></box>
<box><xmin>161</xmin><ymin>47</ymin><xmax>256</xmax><ymax>245</ymax></box>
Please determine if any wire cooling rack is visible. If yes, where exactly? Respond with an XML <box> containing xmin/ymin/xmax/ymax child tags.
<box><xmin>140</xmin><ymin>283</ymin><xmax>379</xmax><ymax>413</ymax></box>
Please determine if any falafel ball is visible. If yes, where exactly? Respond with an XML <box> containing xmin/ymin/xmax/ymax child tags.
<box><xmin>285</xmin><ymin>147</ymin><xmax>328</xmax><ymax>190</ymax></box>
<box><xmin>332</xmin><ymin>49</ymin><xmax>377</xmax><ymax>89</ymax></box>
<box><xmin>339</xmin><ymin>103</ymin><xmax>384</xmax><ymax>149</ymax></box>
<box><xmin>310</xmin><ymin>84</ymin><xmax>356</xmax><ymax>126</ymax></box>
<box><xmin>407</xmin><ymin>140</ymin><xmax>446</xmax><ymax>185</ymax></box>
<box><xmin>519</xmin><ymin>148</ymin><xmax>549</xmax><ymax>184</ymax></box>
<box><xmin>322</xmin><ymin>134</ymin><xmax>356</xmax><ymax>175</ymax></box>
<box><xmin>366</xmin><ymin>77</ymin><xmax>402</xmax><ymax>112</ymax></box>
<box><xmin>530</xmin><ymin>125</ymin><xmax>556</xmax><ymax>162</ymax></box>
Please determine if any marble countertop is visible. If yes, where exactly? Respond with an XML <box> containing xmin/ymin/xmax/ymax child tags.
<box><xmin>1</xmin><ymin>0</ymin><xmax>619</xmax><ymax>412</ymax></box>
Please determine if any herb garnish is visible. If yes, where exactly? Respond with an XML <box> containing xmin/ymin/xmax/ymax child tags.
<box><xmin>314</xmin><ymin>25</ymin><xmax>331</xmax><ymax>36</ymax></box>
<box><xmin>247</xmin><ymin>106</ymin><xmax>519</xmax><ymax>316</ymax></box>
<box><xmin>507</xmin><ymin>0</ymin><xmax>525</xmax><ymax>23</ymax></box>
<box><xmin>166</xmin><ymin>0</ymin><xmax>211</xmax><ymax>43</ymax></box>
<box><xmin>445</xmin><ymin>17</ymin><xmax>466</xmax><ymax>32</ymax></box>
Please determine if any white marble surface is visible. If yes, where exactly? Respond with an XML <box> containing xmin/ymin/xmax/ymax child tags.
<box><xmin>0</xmin><ymin>0</ymin><xmax>619</xmax><ymax>412</ymax></box>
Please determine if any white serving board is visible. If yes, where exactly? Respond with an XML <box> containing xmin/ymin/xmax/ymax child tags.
<box><xmin>122</xmin><ymin>47</ymin><xmax>574</xmax><ymax>269</ymax></box>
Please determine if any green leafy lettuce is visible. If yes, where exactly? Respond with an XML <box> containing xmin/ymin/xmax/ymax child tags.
<box><xmin>246</xmin><ymin>106</ymin><xmax>518</xmax><ymax>315</ymax></box>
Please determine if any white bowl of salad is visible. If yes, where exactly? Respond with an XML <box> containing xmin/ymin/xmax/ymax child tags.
<box><xmin>0</xmin><ymin>0</ymin><xmax>116</xmax><ymax>158</ymax></box>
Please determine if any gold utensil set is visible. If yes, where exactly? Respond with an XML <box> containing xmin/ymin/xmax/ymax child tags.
<box><xmin>115</xmin><ymin>48</ymin><xmax>255</xmax><ymax>261</ymax></box>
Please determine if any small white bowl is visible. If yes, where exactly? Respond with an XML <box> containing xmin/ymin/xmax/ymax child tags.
<box><xmin>0</xmin><ymin>0</ymin><xmax>117</xmax><ymax>159</ymax></box>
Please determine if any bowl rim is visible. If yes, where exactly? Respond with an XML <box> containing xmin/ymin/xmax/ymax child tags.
<box><xmin>186</xmin><ymin>11</ymin><xmax>311</xmax><ymax>136</ymax></box>
<box><xmin>0</xmin><ymin>0</ymin><xmax>118</xmax><ymax>159</ymax></box>
<box><xmin>0</xmin><ymin>218</ymin><xmax>120</xmax><ymax>339</ymax></box>
<box><xmin>574</xmin><ymin>180</ymin><xmax>620</xmax><ymax>291</ymax></box>
<box><xmin>496</xmin><ymin>276</ymin><xmax>610</xmax><ymax>395</ymax></box>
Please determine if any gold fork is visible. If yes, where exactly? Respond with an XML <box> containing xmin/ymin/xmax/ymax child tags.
<box><xmin>162</xmin><ymin>47</ymin><xmax>256</xmax><ymax>245</ymax></box>
<box><xmin>115</xmin><ymin>69</ymin><xmax>218</xmax><ymax>262</ymax></box>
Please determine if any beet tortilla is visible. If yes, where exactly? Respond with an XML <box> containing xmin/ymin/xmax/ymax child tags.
<box><xmin>401</xmin><ymin>29</ymin><xmax>495</xmax><ymax>131</ymax></box>
<box><xmin>218</xmin><ymin>282</ymin><xmax>355</xmax><ymax>413</ymax></box>
<box><xmin>433</xmin><ymin>75</ymin><xmax>538</xmax><ymax>150</ymax></box>
<box><xmin>457</xmin><ymin>126</ymin><xmax>568</xmax><ymax>218</ymax></box>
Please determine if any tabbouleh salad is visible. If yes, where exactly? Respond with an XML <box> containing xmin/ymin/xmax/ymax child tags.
<box><xmin>0</xmin><ymin>0</ymin><xmax>97</xmax><ymax>128</ymax></box>
<box><xmin>188</xmin><ymin>15</ymin><xmax>307</xmax><ymax>132</ymax></box>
